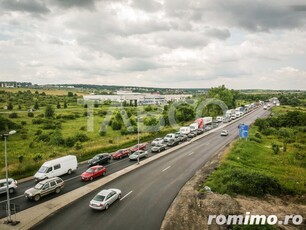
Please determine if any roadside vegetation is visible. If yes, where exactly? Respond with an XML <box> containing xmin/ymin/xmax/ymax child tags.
<box><xmin>204</xmin><ymin>105</ymin><xmax>306</xmax><ymax>198</ymax></box>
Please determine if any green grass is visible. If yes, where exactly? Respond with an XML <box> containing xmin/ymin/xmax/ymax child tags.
<box><xmin>203</xmin><ymin>125</ymin><xmax>306</xmax><ymax>197</ymax></box>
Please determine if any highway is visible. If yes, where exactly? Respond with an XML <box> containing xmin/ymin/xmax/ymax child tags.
<box><xmin>31</xmin><ymin>107</ymin><xmax>270</xmax><ymax>230</ymax></box>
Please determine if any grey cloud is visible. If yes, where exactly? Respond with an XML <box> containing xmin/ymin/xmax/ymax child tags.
<box><xmin>130</xmin><ymin>0</ymin><xmax>162</xmax><ymax>12</ymax></box>
<box><xmin>49</xmin><ymin>0</ymin><xmax>96</xmax><ymax>9</ymax></box>
<box><xmin>0</xmin><ymin>0</ymin><xmax>50</xmax><ymax>14</ymax></box>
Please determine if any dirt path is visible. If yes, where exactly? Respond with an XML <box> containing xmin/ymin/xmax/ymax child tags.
<box><xmin>161</xmin><ymin>143</ymin><xmax>306</xmax><ymax>230</ymax></box>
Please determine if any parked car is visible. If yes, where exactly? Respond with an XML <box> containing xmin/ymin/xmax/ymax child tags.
<box><xmin>81</xmin><ymin>166</ymin><xmax>107</xmax><ymax>181</ymax></box>
<box><xmin>167</xmin><ymin>138</ymin><xmax>180</xmax><ymax>147</ymax></box>
<box><xmin>24</xmin><ymin>177</ymin><xmax>64</xmax><ymax>201</ymax></box>
<box><xmin>151</xmin><ymin>138</ymin><xmax>164</xmax><ymax>146</ymax></box>
<box><xmin>151</xmin><ymin>144</ymin><xmax>166</xmax><ymax>153</ymax></box>
<box><xmin>0</xmin><ymin>178</ymin><xmax>17</xmax><ymax>194</ymax></box>
<box><xmin>179</xmin><ymin>134</ymin><xmax>188</xmax><ymax>142</ymax></box>
<box><xmin>88</xmin><ymin>153</ymin><xmax>111</xmax><ymax>167</ymax></box>
<box><xmin>220</xmin><ymin>130</ymin><xmax>229</xmax><ymax>136</ymax></box>
<box><xmin>130</xmin><ymin>142</ymin><xmax>148</xmax><ymax>153</ymax></box>
<box><xmin>129</xmin><ymin>150</ymin><xmax>149</xmax><ymax>160</ymax></box>
<box><xmin>89</xmin><ymin>188</ymin><xmax>122</xmax><ymax>210</ymax></box>
<box><xmin>163</xmin><ymin>133</ymin><xmax>175</xmax><ymax>142</ymax></box>
<box><xmin>196</xmin><ymin>128</ymin><xmax>204</xmax><ymax>135</ymax></box>
<box><xmin>187</xmin><ymin>132</ymin><xmax>197</xmax><ymax>138</ymax></box>
<box><xmin>112</xmin><ymin>149</ymin><xmax>131</xmax><ymax>160</ymax></box>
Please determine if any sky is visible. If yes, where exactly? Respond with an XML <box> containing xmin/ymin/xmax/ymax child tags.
<box><xmin>0</xmin><ymin>0</ymin><xmax>306</xmax><ymax>90</ymax></box>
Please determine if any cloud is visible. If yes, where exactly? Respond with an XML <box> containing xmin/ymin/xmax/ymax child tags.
<box><xmin>0</xmin><ymin>0</ymin><xmax>50</xmax><ymax>14</ymax></box>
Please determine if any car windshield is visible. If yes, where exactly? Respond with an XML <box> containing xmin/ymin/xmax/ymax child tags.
<box><xmin>93</xmin><ymin>195</ymin><xmax>105</xmax><ymax>202</ymax></box>
<box><xmin>166</xmin><ymin>134</ymin><xmax>172</xmax><ymax>138</ymax></box>
<box><xmin>86</xmin><ymin>168</ymin><xmax>94</xmax><ymax>173</ymax></box>
<box><xmin>34</xmin><ymin>182</ymin><xmax>44</xmax><ymax>190</ymax></box>
<box><xmin>38</xmin><ymin>166</ymin><xmax>48</xmax><ymax>173</ymax></box>
<box><xmin>93</xmin><ymin>155</ymin><xmax>100</xmax><ymax>160</ymax></box>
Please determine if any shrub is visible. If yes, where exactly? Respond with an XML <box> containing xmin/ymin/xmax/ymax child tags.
<box><xmin>21</xmin><ymin>133</ymin><xmax>28</xmax><ymax>140</ymax></box>
<box><xmin>108</xmin><ymin>139</ymin><xmax>113</xmax><ymax>144</ymax></box>
<box><xmin>9</xmin><ymin>113</ymin><xmax>18</xmax><ymax>118</ymax></box>
<box><xmin>254</xmin><ymin>132</ymin><xmax>261</xmax><ymax>139</ymax></box>
<box><xmin>111</xmin><ymin>120</ymin><xmax>122</xmax><ymax>130</ymax></box>
<box><xmin>65</xmin><ymin>137</ymin><xmax>76</xmax><ymax>147</ymax></box>
<box><xmin>249</xmin><ymin>137</ymin><xmax>262</xmax><ymax>143</ymax></box>
<box><xmin>37</xmin><ymin>134</ymin><xmax>50</xmax><ymax>142</ymax></box>
<box><xmin>32</xmin><ymin>118</ymin><xmax>44</xmax><ymax>124</ymax></box>
<box><xmin>50</xmin><ymin>131</ymin><xmax>65</xmax><ymax>146</ymax></box>
<box><xmin>74</xmin><ymin>133</ymin><xmax>89</xmax><ymax>142</ymax></box>
<box><xmin>80</xmin><ymin>126</ymin><xmax>86</xmax><ymax>131</ymax></box>
<box><xmin>21</xmin><ymin>121</ymin><xmax>27</xmax><ymax>126</ymax></box>
<box><xmin>33</xmin><ymin>153</ymin><xmax>43</xmax><ymax>162</ymax></box>
<box><xmin>18</xmin><ymin>155</ymin><xmax>24</xmax><ymax>164</ymax></box>
<box><xmin>99</xmin><ymin>130</ymin><xmax>106</xmax><ymax>136</ymax></box>
<box><xmin>35</xmin><ymin>129</ymin><xmax>42</xmax><ymax>136</ymax></box>
<box><xmin>271</xmin><ymin>143</ymin><xmax>280</xmax><ymax>155</ymax></box>
<box><xmin>28</xmin><ymin>112</ymin><xmax>34</xmax><ymax>117</ymax></box>
<box><xmin>75</xmin><ymin>141</ymin><xmax>82</xmax><ymax>150</ymax></box>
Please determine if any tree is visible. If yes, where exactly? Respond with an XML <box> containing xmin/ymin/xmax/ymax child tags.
<box><xmin>45</xmin><ymin>105</ymin><xmax>55</xmax><ymax>118</ymax></box>
<box><xmin>56</xmin><ymin>101</ymin><xmax>61</xmax><ymax>109</ymax></box>
<box><xmin>68</xmin><ymin>92</ymin><xmax>73</xmax><ymax>97</ymax></box>
<box><xmin>64</xmin><ymin>101</ymin><xmax>67</xmax><ymax>108</ymax></box>
<box><xmin>34</xmin><ymin>101</ymin><xmax>39</xmax><ymax>110</ymax></box>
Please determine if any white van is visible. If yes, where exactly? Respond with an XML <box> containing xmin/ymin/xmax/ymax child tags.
<box><xmin>216</xmin><ymin>116</ymin><xmax>224</xmax><ymax>122</ymax></box>
<box><xmin>34</xmin><ymin>155</ymin><xmax>78</xmax><ymax>182</ymax></box>
<box><xmin>179</xmin><ymin>126</ymin><xmax>191</xmax><ymax>135</ymax></box>
<box><xmin>189</xmin><ymin>123</ymin><xmax>199</xmax><ymax>132</ymax></box>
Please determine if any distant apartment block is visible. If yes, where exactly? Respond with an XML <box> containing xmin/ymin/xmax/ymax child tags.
<box><xmin>83</xmin><ymin>91</ymin><xmax>192</xmax><ymax>105</ymax></box>
<box><xmin>0</xmin><ymin>81</ymin><xmax>32</xmax><ymax>88</ymax></box>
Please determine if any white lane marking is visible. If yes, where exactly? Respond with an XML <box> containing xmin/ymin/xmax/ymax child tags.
<box><xmin>188</xmin><ymin>152</ymin><xmax>194</xmax><ymax>156</ymax></box>
<box><xmin>65</xmin><ymin>175</ymin><xmax>81</xmax><ymax>182</ymax></box>
<box><xmin>120</xmin><ymin>190</ymin><xmax>133</xmax><ymax>201</ymax></box>
<box><xmin>0</xmin><ymin>194</ymin><xmax>24</xmax><ymax>204</ymax></box>
<box><xmin>162</xmin><ymin>166</ymin><xmax>171</xmax><ymax>172</ymax></box>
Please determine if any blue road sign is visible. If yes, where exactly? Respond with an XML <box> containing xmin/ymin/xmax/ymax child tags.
<box><xmin>239</xmin><ymin>124</ymin><xmax>249</xmax><ymax>138</ymax></box>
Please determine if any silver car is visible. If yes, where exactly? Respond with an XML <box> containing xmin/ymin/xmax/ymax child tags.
<box><xmin>129</xmin><ymin>150</ymin><xmax>149</xmax><ymax>161</ymax></box>
<box><xmin>0</xmin><ymin>178</ymin><xmax>17</xmax><ymax>194</ymax></box>
<box><xmin>24</xmin><ymin>177</ymin><xmax>64</xmax><ymax>201</ymax></box>
<box><xmin>89</xmin><ymin>188</ymin><xmax>122</xmax><ymax>210</ymax></box>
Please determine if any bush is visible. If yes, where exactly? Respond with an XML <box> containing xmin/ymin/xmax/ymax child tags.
<box><xmin>206</xmin><ymin>169</ymin><xmax>288</xmax><ymax>197</ymax></box>
<box><xmin>21</xmin><ymin>121</ymin><xmax>27</xmax><ymax>126</ymax></box>
<box><xmin>80</xmin><ymin>126</ymin><xmax>86</xmax><ymax>131</ymax></box>
<box><xmin>9</xmin><ymin>113</ymin><xmax>18</xmax><ymax>118</ymax></box>
<box><xmin>249</xmin><ymin>137</ymin><xmax>262</xmax><ymax>143</ymax></box>
<box><xmin>32</xmin><ymin>118</ymin><xmax>44</xmax><ymax>124</ymax></box>
<box><xmin>65</xmin><ymin>137</ymin><xmax>76</xmax><ymax>147</ymax></box>
<box><xmin>37</xmin><ymin>134</ymin><xmax>50</xmax><ymax>142</ymax></box>
<box><xmin>75</xmin><ymin>141</ymin><xmax>82</xmax><ymax>150</ymax></box>
<box><xmin>271</xmin><ymin>143</ymin><xmax>280</xmax><ymax>155</ymax></box>
<box><xmin>74</xmin><ymin>133</ymin><xmax>89</xmax><ymax>142</ymax></box>
<box><xmin>35</xmin><ymin>129</ymin><xmax>42</xmax><ymax>136</ymax></box>
<box><xmin>254</xmin><ymin>132</ymin><xmax>261</xmax><ymax>139</ymax></box>
<box><xmin>50</xmin><ymin>131</ymin><xmax>65</xmax><ymax>146</ymax></box>
<box><xmin>28</xmin><ymin>112</ymin><xmax>34</xmax><ymax>117</ymax></box>
<box><xmin>33</xmin><ymin>153</ymin><xmax>43</xmax><ymax>162</ymax></box>
<box><xmin>111</xmin><ymin>120</ymin><xmax>122</xmax><ymax>130</ymax></box>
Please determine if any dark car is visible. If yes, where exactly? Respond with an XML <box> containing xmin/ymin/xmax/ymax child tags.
<box><xmin>88</xmin><ymin>153</ymin><xmax>111</xmax><ymax>167</ymax></box>
<box><xmin>130</xmin><ymin>142</ymin><xmax>148</xmax><ymax>153</ymax></box>
<box><xmin>167</xmin><ymin>138</ymin><xmax>180</xmax><ymax>147</ymax></box>
<box><xmin>187</xmin><ymin>132</ymin><xmax>197</xmax><ymax>138</ymax></box>
<box><xmin>151</xmin><ymin>143</ymin><xmax>167</xmax><ymax>153</ymax></box>
<box><xmin>196</xmin><ymin>128</ymin><xmax>204</xmax><ymax>135</ymax></box>
<box><xmin>112</xmin><ymin>149</ymin><xmax>131</xmax><ymax>160</ymax></box>
<box><xmin>179</xmin><ymin>134</ymin><xmax>188</xmax><ymax>142</ymax></box>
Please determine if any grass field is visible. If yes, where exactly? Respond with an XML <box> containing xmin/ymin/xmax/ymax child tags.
<box><xmin>203</xmin><ymin>106</ymin><xmax>306</xmax><ymax>197</ymax></box>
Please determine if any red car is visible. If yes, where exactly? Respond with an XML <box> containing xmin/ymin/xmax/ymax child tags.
<box><xmin>129</xmin><ymin>142</ymin><xmax>148</xmax><ymax>153</ymax></box>
<box><xmin>81</xmin><ymin>166</ymin><xmax>106</xmax><ymax>181</ymax></box>
<box><xmin>112</xmin><ymin>149</ymin><xmax>131</xmax><ymax>160</ymax></box>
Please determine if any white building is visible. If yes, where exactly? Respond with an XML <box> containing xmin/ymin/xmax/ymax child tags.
<box><xmin>83</xmin><ymin>91</ymin><xmax>191</xmax><ymax>105</ymax></box>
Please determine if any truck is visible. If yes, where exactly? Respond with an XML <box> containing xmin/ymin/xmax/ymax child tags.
<box><xmin>189</xmin><ymin>122</ymin><xmax>199</xmax><ymax>132</ymax></box>
<box><xmin>231</xmin><ymin>109</ymin><xmax>236</xmax><ymax>120</ymax></box>
<box><xmin>179</xmin><ymin>126</ymin><xmax>191</xmax><ymax>135</ymax></box>
<box><xmin>195</xmin><ymin>117</ymin><xmax>212</xmax><ymax>128</ymax></box>
<box><xmin>225</xmin><ymin>110</ymin><xmax>232</xmax><ymax>120</ymax></box>
<box><xmin>216</xmin><ymin>116</ymin><xmax>224</xmax><ymax>122</ymax></box>
<box><xmin>34</xmin><ymin>155</ymin><xmax>78</xmax><ymax>182</ymax></box>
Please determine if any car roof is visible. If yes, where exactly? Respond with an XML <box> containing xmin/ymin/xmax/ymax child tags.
<box><xmin>0</xmin><ymin>178</ymin><xmax>14</xmax><ymax>183</ymax></box>
<box><xmin>90</xmin><ymin>165</ymin><xmax>104</xmax><ymax>169</ymax></box>
<box><xmin>97</xmin><ymin>189</ymin><xmax>113</xmax><ymax>196</ymax></box>
<box><xmin>40</xmin><ymin>177</ymin><xmax>62</xmax><ymax>183</ymax></box>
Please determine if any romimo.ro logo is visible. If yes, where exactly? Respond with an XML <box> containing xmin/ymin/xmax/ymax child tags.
<box><xmin>208</xmin><ymin>212</ymin><xmax>304</xmax><ymax>226</ymax></box>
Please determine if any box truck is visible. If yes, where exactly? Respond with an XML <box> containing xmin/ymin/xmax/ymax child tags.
<box><xmin>179</xmin><ymin>126</ymin><xmax>191</xmax><ymax>135</ymax></box>
<box><xmin>34</xmin><ymin>155</ymin><xmax>78</xmax><ymax>182</ymax></box>
<box><xmin>189</xmin><ymin>122</ymin><xmax>199</xmax><ymax>132</ymax></box>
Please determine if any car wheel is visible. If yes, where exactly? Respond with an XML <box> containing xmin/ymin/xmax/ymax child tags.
<box><xmin>105</xmin><ymin>204</ymin><xmax>109</xmax><ymax>210</ymax></box>
<box><xmin>9</xmin><ymin>188</ymin><xmax>14</xmax><ymax>194</ymax></box>
<box><xmin>34</xmin><ymin>194</ymin><xmax>41</xmax><ymax>202</ymax></box>
<box><xmin>67</xmin><ymin>169</ymin><xmax>72</xmax><ymax>175</ymax></box>
<box><xmin>118</xmin><ymin>194</ymin><xmax>121</xmax><ymax>200</ymax></box>
<box><xmin>90</xmin><ymin>177</ymin><xmax>93</xmax><ymax>181</ymax></box>
<box><xmin>55</xmin><ymin>187</ymin><xmax>61</xmax><ymax>194</ymax></box>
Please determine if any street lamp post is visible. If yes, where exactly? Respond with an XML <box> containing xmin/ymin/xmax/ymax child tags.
<box><xmin>3</xmin><ymin>130</ymin><xmax>16</xmax><ymax>224</ymax></box>
<box><xmin>137</xmin><ymin>115</ymin><xmax>140</xmax><ymax>164</ymax></box>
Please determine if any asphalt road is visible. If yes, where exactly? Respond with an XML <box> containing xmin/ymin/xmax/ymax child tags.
<box><xmin>32</xmin><ymin>107</ymin><xmax>270</xmax><ymax>230</ymax></box>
